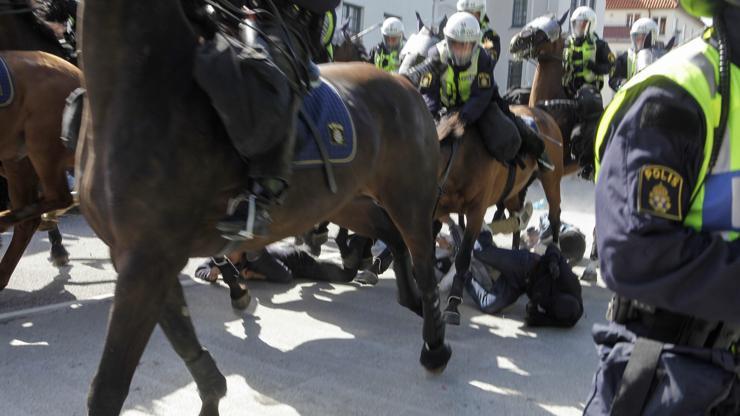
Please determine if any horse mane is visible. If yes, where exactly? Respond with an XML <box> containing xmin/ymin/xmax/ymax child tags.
<box><xmin>13</xmin><ymin>0</ymin><xmax>65</xmax><ymax>47</ymax></box>
<box><xmin>436</xmin><ymin>113</ymin><xmax>466</xmax><ymax>142</ymax></box>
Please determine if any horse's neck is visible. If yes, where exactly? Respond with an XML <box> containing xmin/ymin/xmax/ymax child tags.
<box><xmin>529</xmin><ymin>58</ymin><xmax>566</xmax><ymax>106</ymax></box>
<box><xmin>0</xmin><ymin>16</ymin><xmax>66</xmax><ymax>57</ymax></box>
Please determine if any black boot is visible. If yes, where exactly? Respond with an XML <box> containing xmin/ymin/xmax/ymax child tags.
<box><xmin>514</xmin><ymin>117</ymin><xmax>554</xmax><ymax>171</ymax></box>
<box><xmin>217</xmin><ymin>178</ymin><xmax>286</xmax><ymax>240</ymax></box>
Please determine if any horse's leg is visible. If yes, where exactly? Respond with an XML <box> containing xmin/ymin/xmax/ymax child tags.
<box><xmin>581</xmin><ymin>227</ymin><xmax>599</xmax><ymax>282</ymax></box>
<box><xmin>212</xmin><ymin>255</ymin><xmax>250</xmax><ymax>310</ymax></box>
<box><xmin>48</xmin><ymin>226</ymin><xmax>70</xmax><ymax>267</ymax></box>
<box><xmin>387</xmin><ymin>203</ymin><xmax>452</xmax><ymax>372</ymax></box>
<box><xmin>539</xmin><ymin>171</ymin><xmax>562</xmax><ymax>246</ymax></box>
<box><xmin>332</xmin><ymin>200</ymin><xmax>422</xmax><ymax>315</ymax></box>
<box><xmin>88</xmin><ymin>248</ymin><xmax>186</xmax><ymax>415</ymax></box>
<box><xmin>0</xmin><ymin>159</ymin><xmax>41</xmax><ymax>290</ymax></box>
<box><xmin>444</xmin><ymin>206</ymin><xmax>485</xmax><ymax>326</ymax></box>
<box><xmin>158</xmin><ymin>278</ymin><xmax>227</xmax><ymax>416</ymax></box>
<box><xmin>506</xmin><ymin>188</ymin><xmax>529</xmax><ymax>250</ymax></box>
<box><xmin>23</xmin><ymin>117</ymin><xmax>73</xmax><ymax>217</ymax></box>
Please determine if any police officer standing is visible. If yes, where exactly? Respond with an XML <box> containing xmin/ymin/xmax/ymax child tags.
<box><xmin>563</xmin><ymin>6</ymin><xmax>614</xmax><ymax>97</ymax></box>
<box><xmin>585</xmin><ymin>0</ymin><xmax>740</xmax><ymax>413</ymax></box>
<box><xmin>609</xmin><ymin>18</ymin><xmax>659</xmax><ymax>91</ymax></box>
<box><xmin>369</xmin><ymin>17</ymin><xmax>405</xmax><ymax>73</ymax></box>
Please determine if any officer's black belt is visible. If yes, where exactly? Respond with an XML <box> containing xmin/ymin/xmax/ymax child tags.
<box><xmin>606</xmin><ymin>295</ymin><xmax>740</xmax><ymax>350</ymax></box>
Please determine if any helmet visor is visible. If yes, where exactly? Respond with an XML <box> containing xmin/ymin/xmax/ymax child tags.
<box><xmin>631</xmin><ymin>33</ymin><xmax>648</xmax><ymax>52</ymax></box>
<box><xmin>571</xmin><ymin>19</ymin><xmax>589</xmax><ymax>37</ymax></box>
<box><xmin>448</xmin><ymin>39</ymin><xmax>475</xmax><ymax>66</ymax></box>
<box><xmin>383</xmin><ymin>35</ymin><xmax>402</xmax><ymax>51</ymax></box>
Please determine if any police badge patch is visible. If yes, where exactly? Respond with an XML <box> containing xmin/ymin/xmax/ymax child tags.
<box><xmin>328</xmin><ymin>123</ymin><xmax>345</xmax><ymax>145</ymax></box>
<box><xmin>478</xmin><ymin>73</ymin><xmax>491</xmax><ymax>89</ymax></box>
<box><xmin>637</xmin><ymin>164</ymin><xmax>684</xmax><ymax>220</ymax></box>
<box><xmin>420</xmin><ymin>73</ymin><xmax>433</xmax><ymax>88</ymax></box>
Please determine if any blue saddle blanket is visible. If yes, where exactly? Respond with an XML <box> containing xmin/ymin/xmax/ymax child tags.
<box><xmin>293</xmin><ymin>79</ymin><xmax>356</xmax><ymax>168</ymax></box>
<box><xmin>0</xmin><ymin>57</ymin><xmax>14</xmax><ymax>108</ymax></box>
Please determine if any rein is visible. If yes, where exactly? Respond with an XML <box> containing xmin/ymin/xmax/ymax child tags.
<box><xmin>432</xmin><ymin>136</ymin><xmax>460</xmax><ymax>219</ymax></box>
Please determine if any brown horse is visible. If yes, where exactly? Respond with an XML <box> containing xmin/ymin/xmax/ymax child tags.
<box><xmin>435</xmin><ymin>106</ymin><xmax>565</xmax><ymax>324</ymax></box>
<box><xmin>509</xmin><ymin>13</ymin><xmax>585</xmax><ymax>177</ymax></box>
<box><xmin>510</xmin><ymin>13</ymin><xmax>605</xmax><ymax>280</ymax></box>
<box><xmin>79</xmin><ymin>1</ymin><xmax>450</xmax><ymax>414</ymax></box>
<box><xmin>332</xmin><ymin>23</ymin><xmax>369</xmax><ymax>63</ymax></box>
<box><xmin>0</xmin><ymin>2</ymin><xmax>81</xmax><ymax>290</ymax></box>
<box><xmin>397</xmin><ymin>16</ymin><xmax>568</xmax><ymax>324</ymax></box>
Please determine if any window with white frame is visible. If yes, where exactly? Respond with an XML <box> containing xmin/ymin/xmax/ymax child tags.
<box><xmin>342</xmin><ymin>3</ymin><xmax>363</xmax><ymax>35</ymax></box>
<box><xmin>512</xmin><ymin>0</ymin><xmax>528</xmax><ymax>28</ymax></box>
<box><xmin>653</xmin><ymin>17</ymin><xmax>667</xmax><ymax>35</ymax></box>
<box><xmin>507</xmin><ymin>61</ymin><xmax>523</xmax><ymax>90</ymax></box>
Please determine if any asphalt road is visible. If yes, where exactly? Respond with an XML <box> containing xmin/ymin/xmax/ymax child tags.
<box><xmin>0</xmin><ymin>176</ymin><xmax>610</xmax><ymax>416</ymax></box>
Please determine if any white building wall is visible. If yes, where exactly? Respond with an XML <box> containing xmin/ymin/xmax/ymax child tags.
<box><xmin>336</xmin><ymin>0</ymin><xmax>446</xmax><ymax>49</ymax></box>
<box><xmin>603</xmin><ymin>8</ymin><xmax>704</xmax><ymax>53</ymax></box>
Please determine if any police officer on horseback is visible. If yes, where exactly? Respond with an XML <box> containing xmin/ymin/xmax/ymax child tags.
<box><xmin>369</xmin><ymin>17</ymin><xmax>405</xmax><ymax>73</ymax></box>
<box><xmin>407</xmin><ymin>12</ymin><xmax>553</xmax><ymax>169</ymax></box>
<box><xmin>562</xmin><ymin>6</ymin><xmax>614</xmax><ymax>97</ymax></box>
<box><xmin>456</xmin><ymin>0</ymin><xmax>501</xmax><ymax>69</ymax></box>
<box><xmin>609</xmin><ymin>18</ymin><xmax>659</xmax><ymax>91</ymax></box>
<box><xmin>585</xmin><ymin>0</ymin><xmax>740</xmax><ymax>413</ymax></box>
<box><xmin>195</xmin><ymin>0</ymin><xmax>340</xmax><ymax>240</ymax></box>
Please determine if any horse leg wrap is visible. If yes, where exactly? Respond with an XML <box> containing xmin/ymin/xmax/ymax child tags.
<box><xmin>186</xmin><ymin>350</ymin><xmax>227</xmax><ymax>403</ymax></box>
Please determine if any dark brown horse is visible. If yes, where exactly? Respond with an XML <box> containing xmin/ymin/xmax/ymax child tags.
<box><xmin>0</xmin><ymin>2</ymin><xmax>80</xmax><ymax>290</ymax></box>
<box><xmin>79</xmin><ymin>1</ymin><xmax>450</xmax><ymax>414</ymax></box>
<box><xmin>332</xmin><ymin>23</ymin><xmax>368</xmax><ymax>63</ymax></box>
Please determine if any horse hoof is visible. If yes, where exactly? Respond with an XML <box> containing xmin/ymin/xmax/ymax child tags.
<box><xmin>231</xmin><ymin>292</ymin><xmax>251</xmax><ymax>310</ymax></box>
<box><xmin>580</xmin><ymin>270</ymin><xmax>597</xmax><ymax>282</ymax></box>
<box><xmin>443</xmin><ymin>310</ymin><xmax>460</xmax><ymax>326</ymax></box>
<box><xmin>51</xmin><ymin>254</ymin><xmax>70</xmax><ymax>267</ymax></box>
<box><xmin>354</xmin><ymin>270</ymin><xmax>379</xmax><ymax>285</ymax></box>
<box><xmin>420</xmin><ymin>342</ymin><xmax>452</xmax><ymax>374</ymax></box>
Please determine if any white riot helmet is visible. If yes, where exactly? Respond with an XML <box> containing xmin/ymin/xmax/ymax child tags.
<box><xmin>444</xmin><ymin>12</ymin><xmax>481</xmax><ymax>66</ymax></box>
<box><xmin>630</xmin><ymin>18</ymin><xmax>658</xmax><ymax>52</ymax></box>
<box><xmin>381</xmin><ymin>17</ymin><xmax>405</xmax><ymax>51</ymax></box>
<box><xmin>457</xmin><ymin>0</ymin><xmax>486</xmax><ymax>20</ymax></box>
<box><xmin>570</xmin><ymin>6</ymin><xmax>597</xmax><ymax>38</ymax></box>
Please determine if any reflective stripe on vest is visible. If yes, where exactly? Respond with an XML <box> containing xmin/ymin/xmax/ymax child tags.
<box><xmin>437</xmin><ymin>42</ymin><xmax>480</xmax><ymax>108</ymax></box>
<box><xmin>322</xmin><ymin>12</ymin><xmax>335</xmax><ymax>62</ymax></box>
<box><xmin>374</xmin><ymin>48</ymin><xmax>401</xmax><ymax>73</ymax></box>
<box><xmin>564</xmin><ymin>36</ymin><xmax>604</xmax><ymax>87</ymax></box>
<box><xmin>594</xmin><ymin>36</ymin><xmax>740</xmax><ymax>240</ymax></box>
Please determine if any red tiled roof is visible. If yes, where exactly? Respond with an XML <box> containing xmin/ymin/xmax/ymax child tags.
<box><xmin>603</xmin><ymin>26</ymin><xmax>631</xmax><ymax>40</ymax></box>
<box><xmin>606</xmin><ymin>0</ymin><xmax>678</xmax><ymax>9</ymax></box>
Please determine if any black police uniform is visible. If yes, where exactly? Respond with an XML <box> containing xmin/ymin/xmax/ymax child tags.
<box><xmin>584</xmin><ymin>8</ymin><xmax>740</xmax><ymax>415</ymax></box>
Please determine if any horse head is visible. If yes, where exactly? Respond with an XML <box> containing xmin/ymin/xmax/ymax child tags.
<box><xmin>332</xmin><ymin>22</ymin><xmax>368</xmax><ymax>62</ymax></box>
<box><xmin>398</xmin><ymin>12</ymin><xmax>444</xmax><ymax>75</ymax></box>
<box><xmin>510</xmin><ymin>12</ymin><xmax>567</xmax><ymax>62</ymax></box>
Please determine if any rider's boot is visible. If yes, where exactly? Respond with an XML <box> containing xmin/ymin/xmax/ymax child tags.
<box><xmin>217</xmin><ymin>177</ymin><xmax>286</xmax><ymax>240</ymax></box>
<box><xmin>513</xmin><ymin>116</ymin><xmax>554</xmax><ymax>171</ymax></box>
